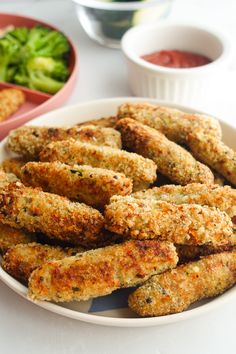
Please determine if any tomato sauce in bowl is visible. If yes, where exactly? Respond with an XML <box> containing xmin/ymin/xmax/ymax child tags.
<box><xmin>141</xmin><ymin>50</ymin><xmax>212</xmax><ymax>68</ymax></box>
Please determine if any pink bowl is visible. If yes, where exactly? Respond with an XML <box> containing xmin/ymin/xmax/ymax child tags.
<box><xmin>0</xmin><ymin>13</ymin><xmax>78</xmax><ymax>140</ymax></box>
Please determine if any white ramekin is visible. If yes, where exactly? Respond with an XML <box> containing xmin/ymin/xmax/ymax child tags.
<box><xmin>121</xmin><ymin>22</ymin><xmax>232</xmax><ymax>105</ymax></box>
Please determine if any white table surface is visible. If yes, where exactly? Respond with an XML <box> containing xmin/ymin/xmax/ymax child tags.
<box><xmin>0</xmin><ymin>1</ymin><xmax>236</xmax><ymax>353</ymax></box>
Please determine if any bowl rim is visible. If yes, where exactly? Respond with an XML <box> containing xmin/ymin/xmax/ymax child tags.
<box><xmin>121</xmin><ymin>22</ymin><xmax>232</xmax><ymax>74</ymax></box>
<box><xmin>0</xmin><ymin>12</ymin><xmax>79</xmax><ymax>129</ymax></box>
<box><xmin>0</xmin><ymin>96</ymin><xmax>235</xmax><ymax>327</ymax></box>
<box><xmin>72</xmin><ymin>0</ymin><xmax>168</xmax><ymax>11</ymax></box>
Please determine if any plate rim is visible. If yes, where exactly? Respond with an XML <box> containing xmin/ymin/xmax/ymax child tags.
<box><xmin>0</xmin><ymin>96</ymin><xmax>235</xmax><ymax>327</ymax></box>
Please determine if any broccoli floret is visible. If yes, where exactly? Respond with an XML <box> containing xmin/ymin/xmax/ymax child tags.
<box><xmin>20</xmin><ymin>57</ymin><xmax>69</xmax><ymax>94</ymax></box>
<box><xmin>28</xmin><ymin>71</ymin><xmax>64</xmax><ymax>94</ymax></box>
<box><xmin>8</xmin><ymin>27</ymin><xmax>29</xmax><ymax>44</ymax></box>
<box><xmin>27</xmin><ymin>57</ymin><xmax>69</xmax><ymax>81</ymax></box>
<box><xmin>23</xmin><ymin>25</ymin><xmax>70</xmax><ymax>59</ymax></box>
<box><xmin>0</xmin><ymin>37</ymin><xmax>19</xmax><ymax>81</ymax></box>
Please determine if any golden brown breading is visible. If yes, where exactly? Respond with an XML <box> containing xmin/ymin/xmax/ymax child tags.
<box><xmin>40</xmin><ymin>139</ymin><xmax>157</xmax><ymax>191</ymax></box>
<box><xmin>116</xmin><ymin>118</ymin><xmax>214</xmax><ymax>185</ymax></box>
<box><xmin>0</xmin><ymin>89</ymin><xmax>25</xmax><ymax>122</ymax></box>
<box><xmin>187</xmin><ymin>130</ymin><xmax>236</xmax><ymax>186</ymax></box>
<box><xmin>131</xmin><ymin>183</ymin><xmax>236</xmax><ymax>218</ymax></box>
<box><xmin>28</xmin><ymin>240</ymin><xmax>178</xmax><ymax>302</ymax></box>
<box><xmin>117</xmin><ymin>102</ymin><xmax>222</xmax><ymax>143</ymax></box>
<box><xmin>104</xmin><ymin>196</ymin><xmax>234</xmax><ymax>246</ymax></box>
<box><xmin>0</xmin><ymin>223</ymin><xmax>36</xmax><ymax>254</ymax></box>
<box><xmin>0</xmin><ymin>169</ymin><xmax>18</xmax><ymax>188</ymax></box>
<box><xmin>77</xmin><ymin>116</ymin><xmax>118</xmax><ymax>128</ymax></box>
<box><xmin>7</xmin><ymin>125</ymin><xmax>121</xmax><ymax>159</ymax></box>
<box><xmin>2</xmin><ymin>242</ymin><xmax>84</xmax><ymax>284</ymax></box>
<box><xmin>21</xmin><ymin>161</ymin><xmax>132</xmax><ymax>208</ymax></box>
<box><xmin>1</xmin><ymin>158</ymin><xmax>26</xmax><ymax>180</ymax></box>
<box><xmin>176</xmin><ymin>244</ymin><xmax>235</xmax><ymax>263</ymax></box>
<box><xmin>0</xmin><ymin>182</ymin><xmax>104</xmax><ymax>247</ymax></box>
<box><xmin>128</xmin><ymin>251</ymin><xmax>236</xmax><ymax>316</ymax></box>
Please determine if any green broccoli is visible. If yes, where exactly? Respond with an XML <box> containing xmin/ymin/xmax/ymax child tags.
<box><xmin>0</xmin><ymin>36</ymin><xmax>20</xmax><ymax>81</ymax></box>
<box><xmin>22</xmin><ymin>57</ymin><xmax>69</xmax><ymax>94</ymax></box>
<box><xmin>0</xmin><ymin>24</ymin><xmax>71</xmax><ymax>94</ymax></box>
<box><xmin>7</xmin><ymin>27</ymin><xmax>29</xmax><ymax>45</ymax></box>
<box><xmin>27</xmin><ymin>71</ymin><xmax>64</xmax><ymax>94</ymax></box>
<box><xmin>23</xmin><ymin>25</ymin><xmax>70</xmax><ymax>59</ymax></box>
<box><xmin>27</xmin><ymin>57</ymin><xmax>69</xmax><ymax>81</ymax></box>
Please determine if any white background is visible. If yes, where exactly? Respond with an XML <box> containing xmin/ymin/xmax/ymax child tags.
<box><xmin>0</xmin><ymin>1</ymin><xmax>236</xmax><ymax>353</ymax></box>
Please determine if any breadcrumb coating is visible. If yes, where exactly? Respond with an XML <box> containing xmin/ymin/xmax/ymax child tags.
<box><xmin>2</xmin><ymin>242</ymin><xmax>84</xmax><ymax>284</ymax></box>
<box><xmin>0</xmin><ymin>89</ymin><xmax>25</xmax><ymax>122</ymax></box>
<box><xmin>131</xmin><ymin>183</ymin><xmax>236</xmax><ymax>218</ymax></box>
<box><xmin>128</xmin><ymin>251</ymin><xmax>236</xmax><ymax>316</ymax></box>
<box><xmin>7</xmin><ymin>125</ymin><xmax>121</xmax><ymax>159</ymax></box>
<box><xmin>28</xmin><ymin>240</ymin><xmax>178</xmax><ymax>302</ymax></box>
<box><xmin>176</xmin><ymin>244</ymin><xmax>236</xmax><ymax>263</ymax></box>
<box><xmin>116</xmin><ymin>118</ymin><xmax>214</xmax><ymax>185</ymax></box>
<box><xmin>118</xmin><ymin>102</ymin><xmax>222</xmax><ymax>143</ymax></box>
<box><xmin>0</xmin><ymin>223</ymin><xmax>36</xmax><ymax>254</ymax></box>
<box><xmin>1</xmin><ymin>158</ymin><xmax>26</xmax><ymax>180</ymax></box>
<box><xmin>105</xmin><ymin>196</ymin><xmax>234</xmax><ymax>246</ymax></box>
<box><xmin>20</xmin><ymin>161</ymin><xmax>132</xmax><ymax>208</ymax></box>
<box><xmin>187</xmin><ymin>130</ymin><xmax>236</xmax><ymax>186</ymax></box>
<box><xmin>0</xmin><ymin>182</ymin><xmax>104</xmax><ymax>247</ymax></box>
<box><xmin>40</xmin><ymin>139</ymin><xmax>157</xmax><ymax>191</ymax></box>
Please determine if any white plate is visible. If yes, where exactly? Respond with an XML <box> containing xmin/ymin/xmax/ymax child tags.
<box><xmin>0</xmin><ymin>97</ymin><xmax>235</xmax><ymax>327</ymax></box>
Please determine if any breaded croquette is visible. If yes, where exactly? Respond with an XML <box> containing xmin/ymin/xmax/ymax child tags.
<box><xmin>28</xmin><ymin>240</ymin><xmax>178</xmax><ymax>302</ymax></box>
<box><xmin>21</xmin><ymin>161</ymin><xmax>132</xmax><ymax>208</ymax></box>
<box><xmin>0</xmin><ymin>182</ymin><xmax>104</xmax><ymax>247</ymax></box>
<box><xmin>1</xmin><ymin>158</ymin><xmax>26</xmax><ymax>180</ymax></box>
<box><xmin>116</xmin><ymin>118</ymin><xmax>214</xmax><ymax>185</ymax></box>
<box><xmin>131</xmin><ymin>183</ymin><xmax>236</xmax><ymax>218</ymax></box>
<box><xmin>0</xmin><ymin>169</ymin><xmax>18</xmax><ymax>188</ymax></box>
<box><xmin>40</xmin><ymin>140</ymin><xmax>157</xmax><ymax>191</ymax></box>
<box><xmin>2</xmin><ymin>242</ymin><xmax>84</xmax><ymax>284</ymax></box>
<box><xmin>104</xmin><ymin>196</ymin><xmax>234</xmax><ymax>246</ymax></box>
<box><xmin>187</xmin><ymin>130</ymin><xmax>236</xmax><ymax>186</ymax></box>
<box><xmin>0</xmin><ymin>89</ymin><xmax>25</xmax><ymax>122</ymax></box>
<box><xmin>118</xmin><ymin>102</ymin><xmax>222</xmax><ymax>143</ymax></box>
<box><xmin>7</xmin><ymin>125</ymin><xmax>121</xmax><ymax>159</ymax></box>
<box><xmin>0</xmin><ymin>223</ymin><xmax>36</xmax><ymax>254</ymax></box>
<box><xmin>128</xmin><ymin>251</ymin><xmax>236</xmax><ymax>316</ymax></box>
<box><xmin>176</xmin><ymin>244</ymin><xmax>235</xmax><ymax>263</ymax></box>
<box><xmin>77</xmin><ymin>116</ymin><xmax>118</xmax><ymax>128</ymax></box>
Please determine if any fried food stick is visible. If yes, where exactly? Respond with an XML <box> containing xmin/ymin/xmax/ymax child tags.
<box><xmin>0</xmin><ymin>89</ymin><xmax>25</xmax><ymax>122</ymax></box>
<box><xmin>40</xmin><ymin>140</ymin><xmax>157</xmax><ymax>191</ymax></box>
<box><xmin>104</xmin><ymin>196</ymin><xmax>234</xmax><ymax>246</ymax></box>
<box><xmin>131</xmin><ymin>183</ymin><xmax>236</xmax><ymax>218</ymax></box>
<box><xmin>21</xmin><ymin>161</ymin><xmax>132</xmax><ymax>208</ymax></box>
<box><xmin>128</xmin><ymin>251</ymin><xmax>236</xmax><ymax>316</ymax></box>
<box><xmin>7</xmin><ymin>125</ymin><xmax>121</xmax><ymax>159</ymax></box>
<box><xmin>2</xmin><ymin>242</ymin><xmax>84</xmax><ymax>284</ymax></box>
<box><xmin>187</xmin><ymin>130</ymin><xmax>236</xmax><ymax>186</ymax></box>
<box><xmin>0</xmin><ymin>182</ymin><xmax>104</xmax><ymax>247</ymax></box>
<box><xmin>116</xmin><ymin>118</ymin><xmax>214</xmax><ymax>185</ymax></box>
<box><xmin>1</xmin><ymin>158</ymin><xmax>26</xmax><ymax>180</ymax></box>
<box><xmin>28</xmin><ymin>240</ymin><xmax>178</xmax><ymax>302</ymax></box>
<box><xmin>118</xmin><ymin>102</ymin><xmax>222</xmax><ymax>143</ymax></box>
<box><xmin>0</xmin><ymin>224</ymin><xmax>36</xmax><ymax>254</ymax></box>
<box><xmin>176</xmin><ymin>244</ymin><xmax>235</xmax><ymax>263</ymax></box>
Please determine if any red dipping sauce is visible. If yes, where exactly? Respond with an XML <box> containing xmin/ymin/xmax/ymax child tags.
<box><xmin>141</xmin><ymin>50</ymin><xmax>212</xmax><ymax>68</ymax></box>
